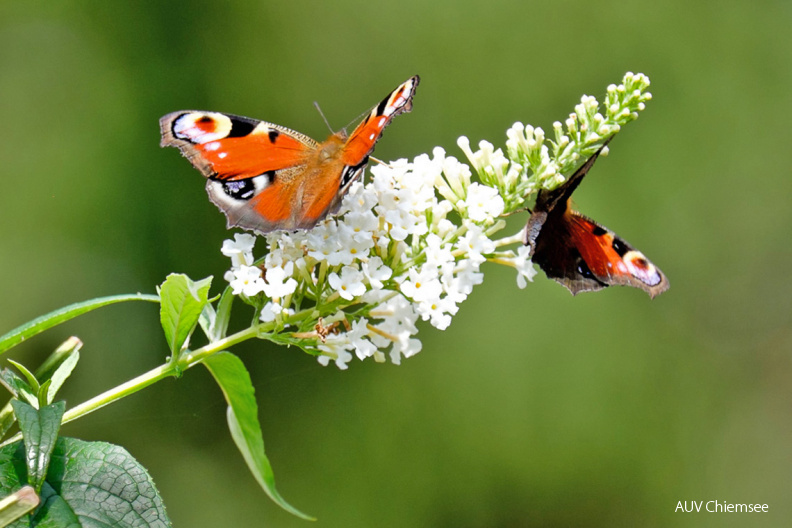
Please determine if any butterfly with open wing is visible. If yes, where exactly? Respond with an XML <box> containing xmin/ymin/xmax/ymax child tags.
<box><xmin>160</xmin><ymin>76</ymin><xmax>419</xmax><ymax>234</ymax></box>
<box><xmin>523</xmin><ymin>139</ymin><xmax>669</xmax><ymax>298</ymax></box>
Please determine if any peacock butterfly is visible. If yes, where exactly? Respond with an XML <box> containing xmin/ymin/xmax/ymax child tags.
<box><xmin>523</xmin><ymin>139</ymin><xmax>669</xmax><ymax>298</ymax></box>
<box><xmin>160</xmin><ymin>76</ymin><xmax>419</xmax><ymax>234</ymax></box>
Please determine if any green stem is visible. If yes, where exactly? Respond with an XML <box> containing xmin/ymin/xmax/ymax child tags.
<box><xmin>61</xmin><ymin>363</ymin><xmax>173</xmax><ymax>425</ymax></box>
<box><xmin>61</xmin><ymin>325</ymin><xmax>263</xmax><ymax>425</ymax></box>
<box><xmin>179</xmin><ymin>325</ymin><xmax>261</xmax><ymax>367</ymax></box>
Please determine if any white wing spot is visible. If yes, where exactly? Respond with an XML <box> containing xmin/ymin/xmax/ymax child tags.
<box><xmin>218</xmin><ymin>152</ymin><xmax>227</xmax><ymax>159</ymax></box>
<box><xmin>369</xmin><ymin>133</ymin><xmax>376</xmax><ymax>140</ymax></box>
<box><xmin>205</xmin><ymin>141</ymin><xmax>221</xmax><ymax>151</ymax></box>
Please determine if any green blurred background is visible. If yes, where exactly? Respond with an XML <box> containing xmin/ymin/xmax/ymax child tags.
<box><xmin>2</xmin><ymin>1</ymin><xmax>791</xmax><ymax>526</ymax></box>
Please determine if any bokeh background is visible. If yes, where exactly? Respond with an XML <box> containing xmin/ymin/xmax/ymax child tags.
<box><xmin>2</xmin><ymin>1</ymin><xmax>791</xmax><ymax>527</ymax></box>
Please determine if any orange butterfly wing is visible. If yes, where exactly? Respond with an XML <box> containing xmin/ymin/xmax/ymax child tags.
<box><xmin>342</xmin><ymin>76</ymin><xmax>420</xmax><ymax>166</ymax></box>
<box><xmin>160</xmin><ymin>112</ymin><xmax>316</xmax><ymax>180</ymax></box>
<box><xmin>566</xmin><ymin>212</ymin><xmax>668</xmax><ymax>297</ymax></box>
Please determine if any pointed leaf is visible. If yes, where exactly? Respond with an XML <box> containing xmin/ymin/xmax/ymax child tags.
<box><xmin>211</xmin><ymin>287</ymin><xmax>235</xmax><ymax>341</ymax></box>
<box><xmin>10</xmin><ymin>401</ymin><xmax>64</xmax><ymax>494</ymax></box>
<box><xmin>198</xmin><ymin>301</ymin><xmax>216</xmax><ymax>342</ymax></box>
<box><xmin>0</xmin><ymin>294</ymin><xmax>159</xmax><ymax>356</ymax></box>
<box><xmin>4</xmin><ymin>366</ymin><xmax>38</xmax><ymax>402</ymax></box>
<box><xmin>34</xmin><ymin>337</ymin><xmax>82</xmax><ymax>383</ymax></box>
<box><xmin>44</xmin><ymin>351</ymin><xmax>79</xmax><ymax>406</ymax></box>
<box><xmin>0</xmin><ymin>437</ymin><xmax>171</xmax><ymax>527</ymax></box>
<box><xmin>0</xmin><ymin>371</ymin><xmax>36</xmax><ymax>410</ymax></box>
<box><xmin>158</xmin><ymin>275</ymin><xmax>212</xmax><ymax>355</ymax></box>
<box><xmin>204</xmin><ymin>352</ymin><xmax>313</xmax><ymax>520</ymax></box>
<box><xmin>198</xmin><ymin>287</ymin><xmax>234</xmax><ymax>343</ymax></box>
<box><xmin>36</xmin><ymin>382</ymin><xmax>51</xmax><ymax>410</ymax></box>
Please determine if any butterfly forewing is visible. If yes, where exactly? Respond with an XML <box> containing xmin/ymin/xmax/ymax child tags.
<box><xmin>566</xmin><ymin>213</ymin><xmax>668</xmax><ymax>297</ymax></box>
<box><xmin>161</xmin><ymin>112</ymin><xmax>316</xmax><ymax>180</ymax></box>
<box><xmin>342</xmin><ymin>76</ymin><xmax>420</xmax><ymax>166</ymax></box>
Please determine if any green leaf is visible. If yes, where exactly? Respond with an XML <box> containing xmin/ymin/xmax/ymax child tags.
<box><xmin>0</xmin><ymin>339</ymin><xmax>81</xmax><ymax>443</ymax></box>
<box><xmin>4</xmin><ymin>366</ymin><xmax>38</xmax><ymax>404</ymax></box>
<box><xmin>0</xmin><ymin>437</ymin><xmax>171</xmax><ymax>527</ymax></box>
<box><xmin>211</xmin><ymin>287</ymin><xmax>235</xmax><ymax>341</ymax></box>
<box><xmin>43</xmin><ymin>352</ymin><xmax>79</xmax><ymax>406</ymax></box>
<box><xmin>10</xmin><ymin>401</ymin><xmax>64</xmax><ymax>494</ymax></box>
<box><xmin>204</xmin><ymin>352</ymin><xmax>313</xmax><ymax>520</ymax></box>
<box><xmin>34</xmin><ymin>337</ymin><xmax>82</xmax><ymax>384</ymax></box>
<box><xmin>158</xmin><ymin>274</ymin><xmax>212</xmax><ymax>356</ymax></box>
<box><xmin>199</xmin><ymin>287</ymin><xmax>234</xmax><ymax>343</ymax></box>
<box><xmin>0</xmin><ymin>486</ymin><xmax>39</xmax><ymax>527</ymax></box>
<box><xmin>36</xmin><ymin>382</ymin><xmax>51</xmax><ymax>411</ymax></box>
<box><xmin>199</xmin><ymin>287</ymin><xmax>234</xmax><ymax>342</ymax></box>
<box><xmin>198</xmin><ymin>302</ymin><xmax>216</xmax><ymax>342</ymax></box>
<box><xmin>0</xmin><ymin>294</ymin><xmax>159</xmax><ymax>356</ymax></box>
<box><xmin>0</xmin><ymin>371</ymin><xmax>36</xmax><ymax>410</ymax></box>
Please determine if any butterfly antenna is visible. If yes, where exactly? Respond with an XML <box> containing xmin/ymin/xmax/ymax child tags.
<box><xmin>313</xmin><ymin>101</ymin><xmax>335</xmax><ymax>134</ymax></box>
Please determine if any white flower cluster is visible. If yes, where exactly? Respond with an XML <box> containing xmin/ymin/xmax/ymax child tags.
<box><xmin>221</xmin><ymin>147</ymin><xmax>533</xmax><ymax>369</ymax></box>
<box><xmin>219</xmin><ymin>72</ymin><xmax>652</xmax><ymax>369</ymax></box>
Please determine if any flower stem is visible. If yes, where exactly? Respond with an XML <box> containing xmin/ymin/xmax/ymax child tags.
<box><xmin>61</xmin><ymin>363</ymin><xmax>174</xmax><ymax>424</ymax></box>
<box><xmin>61</xmin><ymin>325</ymin><xmax>263</xmax><ymax>425</ymax></box>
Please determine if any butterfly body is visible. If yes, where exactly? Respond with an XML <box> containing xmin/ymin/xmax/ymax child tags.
<box><xmin>524</xmin><ymin>141</ymin><xmax>669</xmax><ymax>298</ymax></box>
<box><xmin>161</xmin><ymin>76</ymin><xmax>419</xmax><ymax>233</ymax></box>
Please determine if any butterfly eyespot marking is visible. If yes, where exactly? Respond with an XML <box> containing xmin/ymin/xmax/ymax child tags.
<box><xmin>209</xmin><ymin>172</ymin><xmax>275</xmax><ymax>206</ymax></box>
<box><xmin>630</xmin><ymin>255</ymin><xmax>650</xmax><ymax>270</ymax></box>
<box><xmin>574</xmin><ymin>256</ymin><xmax>608</xmax><ymax>289</ymax></box>
<box><xmin>222</xmin><ymin>179</ymin><xmax>257</xmax><ymax>200</ymax></box>
<box><xmin>576</xmin><ymin>260</ymin><xmax>596</xmax><ymax>280</ymax></box>
<box><xmin>623</xmin><ymin>250</ymin><xmax>663</xmax><ymax>286</ymax></box>
<box><xmin>173</xmin><ymin>112</ymin><xmax>232</xmax><ymax>143</ymax></box>
<box><xmin>569</xmin><ymin>248</ymin><xmax>593</xmax><ymax>279</ymax></box>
